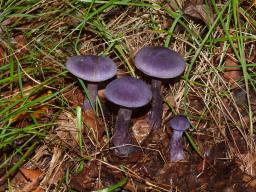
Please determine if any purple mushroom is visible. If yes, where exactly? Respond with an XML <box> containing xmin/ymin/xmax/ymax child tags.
<box><xmin>169</xmin><ymin>115</ymin><xmax>190</xmax><ymax>161</ymax></box>
<box><xmin>135</xmin><ymin>46</ymin><xmax>185</xmax><ymax>130</ymax></box>
<box><xmin>66</xmin><ymin>55</ymin><xmax>117</xmax><ymax>110</ymax></box>
<box><xmin>105</xmin><ymin>76</ymin><xmax>152</xmax><ymax>156</ymax></box>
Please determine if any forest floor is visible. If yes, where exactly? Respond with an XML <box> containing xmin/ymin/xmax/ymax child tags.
<box><xmin>0</xmin><ymin>0</ymin><xmax>256</xmax><ymax>191</ymax></box>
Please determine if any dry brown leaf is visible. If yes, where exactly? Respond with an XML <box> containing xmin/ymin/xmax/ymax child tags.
<box><xmin>184</xmin><ymin>3</ymin><xmax>214</xmax><ymax>25</ymax></box>
<box><xmin>47</xmin><ymin>164</ymin><xmax>65</xmax><ymax>186</ymax></box>
<box><xmin>98</xmin><ymin>89</ymin><xmax>105</xmax><ymax>101</ymax></box>
<box><xmin>10</xmin><ymin>167</ymin><xmax>43</xmax><ymax>192</ymax></box>
<box><xmin>223</xmin><ymin>57</ymin><xmax>242</xmax><ymax>85</ymax></box>
<box><xmin>70</xmin><ymin>160</ymin><xmax>99</xmax><ymax>191</ymax></box>
<box><xmin>32</xmin><ymin>187</ymin><xmax>44</xmax><ymax>192</ymax></box>
<box><xmin>132</xmin><ymin>118</ymin><xmax>151</xmax><ymax>144</ymax></box>
<box><xmin>13</xmin><ymin>34</ymin><xmax>28</xmax><ymax>55</ymax></box>
<box><xmin>63</xmin><ymin>88</ymin><xmax>84</xmax><ymax>107</ymax></box>
<box><xmin>166</xmin><ymin>0</ymin><xmax>185</xmax><ymax>12</ymax></box>
<box><xmin>30</xmin><ymin>145</ymin><xmax>49</xmax><ymax>164</ymax></box>
<box><xmin>242</xmin><ymin>174</ymin><xmax>256</xmax><ymax>189</ymax></box>
<box><xmin>2</xmin><ymin>18</ymin><xmax>13</xmax><ymax>26</ymax></box>
<box><xmin>40</xmin><ymin>147</ymin><xmax>63</xmax><ymax>187</ymax></box>
<box><xmin>164</xmin><ymin>95</ymin><xmax>176</xmax><ymax>113</ymax></box>
<box><xmin>239</xmin><ymin>153</ymin><xmax>256</xmax><ymax>177</ymax></box>
<box><xmin>19</xmin><ymin>168</ymin><xmax>43</xmax><ymax>183</ymax></box>
<box><xmin>56</xmin><ymin>111</ymin><xmax>79</xmax><ymax>148</ymax></box>
<box><xmin>0</xmin><ymin>46</ymin><xmax>4</xmax><ymax>66</ymax></box>
<box><xmin>83</xmin><ymin>109</ymin><xmax>104</xmax><ymax>143</ymax></box>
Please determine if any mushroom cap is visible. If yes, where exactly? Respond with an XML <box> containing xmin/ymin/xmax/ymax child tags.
<box><xmin>105</xmin><ymin>76</ymin><xmax>152</xmax><ymax>108</ymax></box>
<box><xmin>169</xmin><ymin>115</ymin><xmax>190</xmax><ymax>132</ymax></box>
<box><xmin>134</xmin><ymin>46</ymin><xmax>185</xmax><ymax>79</ymax></box>
<box><xmin>66</xmin><ymin>55</ymin><xmax>117</xmax><ymax>82</ymax></box>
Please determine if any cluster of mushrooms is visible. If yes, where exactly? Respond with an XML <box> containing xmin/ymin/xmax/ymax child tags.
<box><xmin>66</xmin><ymin>46</ymin><xmax>190</xmax><ymax>162</ymax></box>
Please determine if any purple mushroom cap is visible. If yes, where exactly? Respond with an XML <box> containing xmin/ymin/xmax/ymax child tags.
<box><xmin>169</xmin><ymin>115</ymin><xmax>190</xmax><ymax>132</ymax></box>
<box><xmin>66</xmin><ymin>55</ymin><xmax>117</xmax><ymax>82</ymax></box>
<box><xmin>134</xmin><ymin>46</ymin><xmax>185</xmax><ymax>79</ymax></box>
<box><xmin>105</xmin><ymin>76</ymin><xmax>152</xmax><ymax>108</ymax></box>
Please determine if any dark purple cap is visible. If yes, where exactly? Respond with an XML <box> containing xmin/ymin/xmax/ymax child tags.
<box><xmin>169</xmin><ymin>115</ymin><xmax>190</xmax><ymax>132</ymax></box>
<box><xmin>105</xmin><ymin>76</ymin><xmax>152</xmax><ymax>108</ymax></box>
<box><xmin>134</xmin><ymin>46</ymin><xmax>185</xmax><ymax>79</ymax></box>
<box><xmin>66</xmin><ymin>55</ymin><xmax>117</xmax><ymax>82</ymax></box>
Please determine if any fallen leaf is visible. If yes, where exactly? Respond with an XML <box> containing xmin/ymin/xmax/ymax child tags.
<box><xmin>63</xmin><ymin>88</ymin><xmax>84</xmax><ymax>107</ymax></box>
<box><xmin>238</xmin><ymin>153</ymin><xmax>256</xmax><ymax>177</ymax></box>
<box><xmin>9</xmin><ymin>89</ymin><xmax>52</xmax><ymax>123</ymax></box>
<box><xmin>33</xmin><ymin>187</ymin><xmax>45</xmax><ymax>192</ymax></box>
<box><xmin>30</xmin><ymin>145</ymin><xmax>49</xmax><ymax>163</ymax></box>
<box><xmin>164</xmin><ymin>95</ymin><xmax>176</xmax><ymax>113</ymax></box>
<box><xmin>13</xmin><ymin>34</ymin><xmax>28</xmax><ymax>56</ymax></box>
<box><xmin>223</xmin><ymin>57</ymin><xmax>242</xmax><ymax>85</ymax></box>
<box><xmin>56</xmin><ymin>111</ymin><xmax>80</xmax><ymax>148</ymax></box>
<box><xmin>19</xmin><ymin>168</ymin><xmax>43</xmax><ymax>183</ymax></box>
<box><xmin>19</xmin><ymin>168</ymin><xmax>43</xmax><ymax>192</ymax></box>
<box><xmin>242</xmin><ymin>174</ymin><xmax>256</xmax><ymax>189</ymax></box>
<box><xmin>0</xmin><ymin>46</ymin><xmax>4</xmax><ymax>66</ymax></box>
<box><xmin>132</xmin><ymin>118</ymin><xmax>151</xmax><ymax>144</ymax></box>
<box><xmin>70</xmin><ymin>160</ymin><xmax>99</xmax><ymax>191</ymax></box>
<box><xmin>40</xmin><ymin>147</ymin><xmax>63</xmax><ymax>187</ymax></box>
<box><xmin>98</xmin><ymin>89</ymin><xmax>105</xmax><ymax>101</ymax></box>
<box><xmin>83</xmin><ymin>109</ymin><xmax>105</xmax><ymax>144</ymax></box>
<box><xmin>10</xmin><ymin>167</ymin><xmax>43</xmax><ymax>192</ymax></box>
<box><xmin>184</xmin><ymin>2</ymin><xmax>214</xmax><ymax>25</ymax></box>
<box><xmin>2</xmin><ymin>18</ymin><xmax>13</xmax><ymax>26</ymax></box>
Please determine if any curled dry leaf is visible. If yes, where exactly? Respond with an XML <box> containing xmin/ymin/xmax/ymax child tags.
<box><xmin>163</xmin><ymin>95</ymin><xmax>176</xmax><ymax>113</ymax></box>
<box><xmin>238</xmin><ymin>152</ymin><xmax>256</xmax><ymax>189</ymax></box>
<box><xmin>184</xmin><ymin>1</ymin><xmax>214</xmax><ymax>25</ymax></box>
<box><xmin>2</xmin><ymin>17</ymin><xmax>13</xmax><ymax>26</ymax></box>
<box><xmin>223</xmin><ymin>57</ymin><xmax>242</xmax><ymax>85</ymax></box>
<box><xmin>40</xmin><ymin>147</ymin><xmax>64</xmax><ymax>188</ymax></box>
<box><xmin>165</xmin><ymin>0</ymin><xmax>185</xmax><ymax>12</ymax></box>
<box><xmin>56</xmin><ymin>111</ymin><xmax>80</xmax><ymax>148</ymax></box>
<box><xmin>238</xmin><ymin>152</ymin><xmax>256</xmax><ymax>177</ymax></box>
<box><xmin>10</xmin><ymin>167</ymin><xmax>43</xmax><ymax>192</ymax></box>
<box><xmin>132</xmin><ymin>118</ymin><xmax>151</xmax><ymax>144</ymax></box>
<box><xmin>83</xmin><ymin>109</ymin><xmax>105</xmax><ymax>144</ymax></box>
<box><xmin>0</xmin><ymin>46</ymin><xmax>4</xmax><ymax>66</ymax></box>
<box><xmin>63</xmin><ymin>88</ymin><xmax>85</xmax><ymax>107</ymax></box>
<box><xmin>242</xmin><ymin>174</ymin><xmax>256</xmax><ymax>189</ymax></box>
<box><xmin>70</xmin><ymin>160</ymin><xmax>99</xmax><ymax>191</ymax></box>
<box><xmin>19</xmin><ymin>168</ymin><xmax>43</xmax><ymax>183</ymax></box>
<box><xmin>97</xmin><ymin>89</ymin><xmax>105</xmax><ymax>101</ymax></box>
<box><xmin>13</xmin><ymin>34</ymin><xmax>28</xmax><ymax>56</ymax></box>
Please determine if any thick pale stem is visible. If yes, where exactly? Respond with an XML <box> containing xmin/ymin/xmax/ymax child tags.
<box><xmin>112</xmin><ymin>108</ymin><xmax>136</xmax><ymax>155</ymax></box>
<box><xmin>169</xmin><ymin>131</ymin><xmax>185</xmax><ymax>161</ymax></box>
<box><xmin>83</xmin><ymin>83</ymin><xmax>98</xmax><ymax>110</ymax></box>
<box><xmin>149</xmin><ymin>79</ymin><xmax>163</xmax><ymax>130</ymax></box>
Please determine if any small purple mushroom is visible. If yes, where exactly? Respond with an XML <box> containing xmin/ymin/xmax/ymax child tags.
<box><xmin>66</xmin><ymin>55</ymin><xmax>117</xmax><ymax>110</ymax></box>
<box><xmin>135</xmin><ymin>46</ymin><xmax>185</xmax><ymax>130</ymax></box>
<box><xmin>105</xmin><ymin>76</ymin><xmax>152</xmax><ymax>156</ymax></box>
<box><xmin>169</xmin><ymin>115</ymin><xmax>190</xmax><ymax>161</ymax></box>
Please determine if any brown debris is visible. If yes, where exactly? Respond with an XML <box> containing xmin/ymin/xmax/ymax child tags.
<box><xmin>132</xmin><ymin>118</ymin><xmax>151</xmax><ymax>144</ymax></box>
<box><xmin>223</xmin><ymin>56</ymin><xmax>242</xmax><ymax>86</ymax></box>
<box><xmin>0</xmin><ymin>46</ymin><xmax>4</xmax><ymax>66</ymax></box>
<box><xmin>10</xmin><ymin>167</ymin><xmax>43</xmax><ymax>192</ymax></box>
<box><xmin>83</xmin><ymin>109</ymin><xmax>105</xmax><ymax>145</ymax></box>
<box><xmin>184</xmin><ymin>1</ymin><xmax>214</xmax><ymax>25</ymax></box>
<box><xmin>13</xmin><ymin>34</ymin><xmax>28</xmax><ymax>56</ymax></box>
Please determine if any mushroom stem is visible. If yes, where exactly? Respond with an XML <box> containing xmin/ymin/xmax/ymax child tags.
<box><xmin>113</xmin><ymin>108</ymin><xmax>134</xmax><ymax>155</ymax></box>
<box><xmin>169</xmin><ymin>131</ymin><xmax>185</xmax><ymax>161</ymax></box>
<box><xmin>149</xmin><ymin>79</ymin><xmax>163</xmax><ymax>130</ymax></box>
<box><xmin>83</xmin><ymin>83</ymin><xmax>98</xmax><ymax>110</ymax></box>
